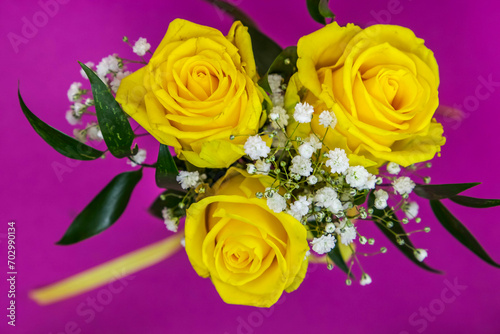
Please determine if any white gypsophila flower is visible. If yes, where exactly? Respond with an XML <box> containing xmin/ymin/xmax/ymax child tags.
<box><xmin>127</xmin><ymin>148</ymin><xmax>147</xmax><ymax>167</ymax></box>
<box><xmin>73</xmin><ymin>102</ymin><xmax>86</xmax><ymax>116</ymax></box>
<box><xmin>133</xmin><ymin>37</ymin><xmax>151</xmax><ymax>56</ymax></box>
<box><xmin>255</xmin><ymin>159</ymin><xmax>271</xmax><ymax>175</ymax></box>
<box><xmin>85</xmin><ymin>98</ymin><xmax>94</xmax><ymax>106</ymax></box>
<box><xmin>161</xmin><ymin>208</ymin><xmax>179</xmax><ymax>233</ymax></box>
<box><xmin>405</xmin><ymin>201</ymin><xmax>419</xmax><ymax>220</ymax></box>
<box><xmin>311</xmin><ymin>234</ymin><xmax>336</xmax><ymax>255</ymax></box>
<box><xmin>307</xmin><ymin>175</ymin><xmax>318</xmax><ymax>185</ymax></box>
<box><xmin>67</xmin><ymin>82</ymin><xmax>82</xmax><ymax>102</ymax></box>
<box><xmin>325</xmin><ymin>222</ymin><xmax>336</xmax><ymax>234</ymax></box>
<box><xmin>305</xmin><ymin>134</ymin><xmax>323</xmax><ymax>150</ymax></box>
<box><xmin>176</xmin><ymin>171</ymin><xmax>201</xmax><ymax>190</ymax></box>
<box><xmin>244</xmin><ymin>135</ymin><xmax>270</xmax><ymax>160</ymax></box>
<box><xmin>267</xmin><ymin>74</ymin><xmax>283</xmax><ymax>95</ymax></box>
<box><xmin>86</xmin><ymin>124</ymin><xmax>103</xmax><ymax>141</ymax></box>
<box><xmin>180</xmin><ymin>238</ymin><xmax>186</xmax><ymax>248</ymax></box>
<box><xmin>318</xmin><ymin>110</ymin><xmax>337</xmax><ymax>128</ymax></box>
<box><xmin>393</xmin><ymin>176</ymin><xmax>416</xmax><ymax>195</ymax></box>
<box><xmin>271</xmin><ymin>94</ymin><xmax>284</xmax><ymax>107</ymax></box>
<box><xmin>65</xmin><ymin>110</ymin><xmax>80</xmax><ymax>125</ymax></box>
<box><xmin>96</xmin><ymin>54</ymin><xmax>121</xmax><ymax>80</ymax></box>
<box><xmin>329</xmin><ymin>199</ymin><xmax>343</xmax><ymax>214</ymax></box>
<box><xmin>73</xmin><ymin>128</ymin><xmax>86</xmax><ymax>143</ymax></box>
<box><xmin>325</xmin><ymin>148</ymin><xmax>349</xmax><ymax>174</ymax></box>
<box><xmin>272</xmin><ymin>130</ymin><xmax>287</xmax><ymax>148</ymax></box>
<box><xmin>80</xmin><ymin>61</ymin><xmax>95</xmax><ymax>79</ymax></box>
<box><xmin>293</xmin><ymin>102</ymin><xmax>314</xmax><ymax>123</ymax></box>
<box><xmin>290</xmin><ymin>155</ymin><xmax>313</xmax><ymax>177</ymax></box>
<box><xmin>374</xmin><ymin>198</ymin><xmax>388</xmax><ymax>210</ymax></box>
<box><xmin>267</xmin><ymin>193</ymin><xmax>287</xmax><ymax>213</ymax></box>
<box><xmin>314</xmin><ymin>187</ymin><xmax>338</xmax><ymax>208</ymax></box>
<box><xmin>340</xmin><ymin>225</ymin><xmax>357</xmax><ymax>245</ymax></box>
<box><xmin>387</xmin><ymin>162</ymin><xmax>401</xmax><ymax>175</ymax></box>
<box><xmin>374</xmin><ymin>189</ymin><xmax>389</xmax><ymax>201</ymax></box>
<box><xmin>360</xmin><ymin>273</ymin><xmax>372</xmax><ymax>286</ymax></box>
<box><xmin>288</xmin><ymin>195</ymin><xmax>311</xmax><ymax>220</ymax></box>
<box><xmin>110</xmin><ymin>71</ymin><xmax>131</xmax><ymax>93</ymax></box>
<box><xmin>414</xmin><ymin>249</ymin><xmax>428</xmax><ymax>262</ymax></box>
<box><xmin>269</xmin><ymin>106</ymin><xmax>289</xmax><ymax>128</ymax></box>
<box><xmin>364</xmin><ymin>174</ymin><xmax>377</xmax><ymax>190</ymax></box>
<box><xmin>345</xmin><ymin>166</ymin><xmax>370</xmax><ymax>189</ymax></box>
<box><xmin>246</xmin><ymin>164</ymin><xmax>256</xmax><ymax>174</ymax></box>
<box><xmin>298</xmin><ymin>142</ymin><xmax>315</xmax><ymax>159</ymax></box>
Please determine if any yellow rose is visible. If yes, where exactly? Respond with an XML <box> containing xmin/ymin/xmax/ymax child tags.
<box><xmin>286</xmin><ymin>23</ymin><xmax>446</xmax><ymax>170</ymax></box>
<box><xmin>116</xmin><ymin>19</ymin><xmax>265</xmax><ymax>168</ymax></box>
<box><xmin>184</xmin><ymin>168</ymin><xmax>309</xmax><ymax>307</ymax></box>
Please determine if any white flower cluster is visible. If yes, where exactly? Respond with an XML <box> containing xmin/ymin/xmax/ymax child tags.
<box><xmin>127</xmin><ymin>149</ymin><xmax>147</xmax><ymax>167</ymax></box>
<box><xmin>176</xmin><ymin>171</ymin><xmax>203</xmax><ymax>190</ymax></box>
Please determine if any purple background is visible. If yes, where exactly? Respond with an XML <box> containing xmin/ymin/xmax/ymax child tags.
<box><xmin>1</xmin><ymin>0</ymin><xmax>500</xmax><ymax>333</ymax></box>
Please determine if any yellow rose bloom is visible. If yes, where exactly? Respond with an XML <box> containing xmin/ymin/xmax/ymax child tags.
<box><xmin>184</xmin><ymin>168</ymin><xmax>309</xmax><ymax>307</ymax></box>
<box><xmin>116</xmin><ymin>19</ymin><xmax>265</xmax><ymax>168</ymax></box>
<box><xmin>286</xmin><ymin>23</ymin><xmax>446</xmax><ymax>170</ymax></box>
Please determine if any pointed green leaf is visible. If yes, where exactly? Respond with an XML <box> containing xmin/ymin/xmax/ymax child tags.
<box><xmin>306</xmin><ymin>0</ymin><xmax>335</xmax><ymax>25</ymax></box>
<box><xmin>327</xmin><ymin>243</ymin><xmax>354</xmax><ymax>279</ymax></box>
<box><xmin>368</xmin><ymin>192</ymin><xmax>442</xmax><ymax>274</ymax></box>
<box><xmin>149</xmin><ymin>189</ymin><xmax>188</xmax><ymax>219</ymax></box>
<box><xmin>202</xmin><ymin>0</ymin><xmax>282</xmax><ymax>76</ymax></box>
<box><xmin>18</xmin><ymin>89</ymin><xmax>104</xmax><ymax>160</ymax></box>
<box><xmin>80</xmin><ymin>62</ymin><xmax>135</xmax><ymax>158</ymax></box>
<box><xmin>450</xmin><ymin>195</ymin><xmax>500</xmax><ymax>208</ymax></box>
<box><xmin>155</xmin><ymin>144</ymin><xmax>182</xmax><ymax>190</ymax></box>
<box><xmin>258</xmin><ymin>46</ymin><xmax>298</xmax><ymax>94</ymax></box>
<box><xmin>57</xmin><ymin>169</ymin><xmax>143</xmax><ymax>245</ymax></box>
<box><xmin>414</xmin><ymin>183</ymin><xmax>480</xmax><ymax>200</ymax></box>
<box><xmin>430</xmin><ymin>200</ymin><xmax>500</xmax><ymax>268</ymax></box>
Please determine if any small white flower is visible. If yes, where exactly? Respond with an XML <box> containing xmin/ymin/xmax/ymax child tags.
<box><xmin>414</xmin><ymin>249</ymin><xmax>428</xmax><ymax>262</ymax></box>
<box><xmin>298</xmin><ymin>142</ymin><xmax>315</xmax><ymax>159</ymax></box>
<box><xmin>246</xmin><ymin>164</ymin><xmax>256</xmax><ymax>174</ymax></box>
<box><xmin>311</xmin><ymin>234</ymin><xmax>336</xmax><ymax>255</ymax></box>
<box><xmin>340</xmin><ymin>225</ymin><xmax>357</xmax><ymax>245</ymax></box>
<box><xmin>393</xmin><ymin>176</ymin><xmax>416</xmax><ymax>195</ymax></box>
<box><xmin>244</xmin><ymin>135</ymin><xmax>270</xmax><ymax>160</ymax></box>
<box><xmin>325</xmin><ymin>223</ymin><xmax>336</xmax><ymax>234</ymax></box>
<box><xmin>360</xmin><ymin>273</ymin><xmax>372</xmax><ymax>286</ymax></box>
<box><xmin>162</xmin><ymin>208</ymin><xmax>179</xmax><ymax>233</ymax></box>
<box><xmin>271</xmin><ymin>130</ymin><xmax>287</xmax><ymax>148</ymax></box>
<box><xmin>267</xmin><ymin>193</ymin><xmax>287</xmax><ymax>213</ymax></box>
<box><xmin>314</xmin><ymin>187</ymin><xmax>338</xmax><ymax>207</ymax></box>
<box><xmin>318</xmin><ymin>110</ymin><xmax>337</xmax><ymax>128</ymax></box>
<box><xmin>269</xmin><ymin>106</ymin><xmax>289</xmax><ymax>128</ymax></box>
<box><xmin>180</xmin><ymin>238</ymin><xmax>186</xmax><ymax>248</ymax></box>
<box><xmin>65</xmin><ymin>110</ymin><xmax>80</xmax><ymax>125</ymax></box>
<box><xmin>80</xmin><ymin>61</ymin><xmax>95</xmax><ymax>79</ymax></box>
<box><xmin>345</xmin><ymin>166</ymin><xmax>370</xmax><ymax>189</ymax></box>
<box><xmin>387</xmin><ymin>162</ymin><xmax>401</xmax><ymax>175</ymax></box>
<box><xmin>293</xmin><ymin>102</ymin><xmax>314</xmax><ymax>123</ymax></box>
<box><xmin>127</xmin><ymin>148</ymin><xmax>147</xmax><ymax>167</ymax></box>
<box><xmin>87</xmin><ymin>124</ymin><xmax>103</xmax><ymax>141</ymax></box>
<box><xmin>290</xmin><ymin>155</ymin><xmax>313</xmax><ymax>177</ymax></box>
<box><xmin>176</xmin><ymin>171</ymin><xmax>201</xmax><ymax>190</ymax></box>
<box><xmin>304</xmin><ymin>134</ymin><xmax>323</xmax><ymax>150</ymax></box>
<box><xmin>67</xmin><ymin>82</ymin><xmax>82</xmax><ymax>102</ymax></box>
<box><xmin>85</xmin><ymin>98</ymin><xmax>94</xmax><ymax>106</ymax></box>
<box><xmin>73</xmin><ymin>102</ymin><xmax>86</xmax><ymax>116</ymax></box>
<box><xmin>307</xmin><ymin>175</ymin><xmax>318</xmax><ymax>185</ymax></box>
<box><xmin>364</xmin><ymin>174</ymin><xmax>377</xmax><ymax>190</ymax></box>
<box><xmin>325</xmin><ymin>148</ymin><xmax>349</xmax><ymax>174</ymax></box>
<box><xmin>73</xmin><ymin>128</ymin><xmax>86</xmax><ymax>143</ymax></box>
<box><xmin>110</xmin><ymin>71</ymin><xmax>131</xmax><ymax>93</ymax></box>
<box><xmin>267</xmin><ymin>74</ymin><xmax>283</xmax><ymax>95</ymax></box>
<box><xmin>271</xmin><ymin>94</ymin><xmax>284</xmax><ymax>107</ymax></box>
<box><xmin>96</xmin><ymin>54</ymin><xmax>121</xmax><ymax>81</ymax></box>
<box><xmin>288</xmin><ymin>196</ymin><xmax>311</xmax><ymax>220</ymax></box>
<box><xmin>132</xmin><ymin>37</ymin><xmax>151</xmax><ymax>56</ymax></box>
<box><xmin>405</xmin><ymin>201</ymin><xmax>419</xmax><ymax>220</ymax></box>
<box><xmin>374</xmin><ymin>189</ymin><xmax>389</xmax><ymax>201</ymax></box>
<box><xmin>255</xmin><ymin>159</ymin><xmax>271</xmax><ymax>174</ymax></box>
<box><xmin>374</xmin><ymin>198</ymin><xmax>388</xmax><ymax>210</ymax></box>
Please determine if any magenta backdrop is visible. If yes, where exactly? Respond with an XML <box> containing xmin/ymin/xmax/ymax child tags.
<box><xmin>1</xmin><ymin>0</ymin><xmax>500</xmax><ymax>333</ymax></box>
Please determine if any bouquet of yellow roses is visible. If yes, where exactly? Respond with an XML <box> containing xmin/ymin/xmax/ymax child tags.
<box><xmin>19</xmin><ymin>0</ymin><xmax>499</xmax><ymax>308</ymax></box>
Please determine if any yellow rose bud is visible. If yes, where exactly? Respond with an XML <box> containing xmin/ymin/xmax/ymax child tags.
<box><xmin>116</xmin><ymin>19</ymin><xmax>265</xmax><ymax>168</ymax></box>
<box><xmin>286</xmin><ymin>23</ymin><xmax>446</xmax><ymax>170</ymax></box>
<box><xmin>185</xmin><ymin>168</ymin><xmax>309</xmax><ymax>307</ymax></box>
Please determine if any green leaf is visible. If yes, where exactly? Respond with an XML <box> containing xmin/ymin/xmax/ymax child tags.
<box><xmin>258</xmin><ymin>46</ymin><xmax>298</xmax><ymax>94</ymax></box>
<box><xmin>368</xmin><ymin>192</ymin><xmax>442</xmax><ymax>274</ymax></box>
<box><xmin>306</xmin><ymin>0</ymin><xmax>335</xmax><ymax>25</ymax></box>
<box><xmin>414</xmin><ymin>183</ymin><xmax>480</xmax><ymax>200</ymax></box>
<box><xmin>450</xmin><ymin>195</ymin><xmax>500</xmax><ymax>208</ymax></box>
<box><xmin>327</xmin><ymin>244</ymin><xmax>354</xmax><ymax>279</ymax></box>
<box><xmin>202</xmin><ymin>0</ymin><xmax>282</xmax><ymax>77</ymax></box>
<box><xmin>155</xmin><ymin>144</ymin><xmax>182</xmax><ymax>190</ymax></box>
<box><xmin>149</xmin><ymin>189</ymin><xmax>187</xmax><ymax>219</ymax></box>
<box><xmin>57</xmin><ymin>169</ymin><xmax>143</xmax><ymax>245</ymax></box>
<box><xmin>353</xmin><ymin>190</ymin><xmax>368</xmax><ymax>206</ymax></box>
<box><xmin>80</xmin><ymin>62</ymin><xmax>135</xmax><ymax>158</ymax></box>
<box><xmin>430</xmin><ymin>200</ymin><xmax>500</xmax><ymax>268</ymax></box>
<box><xmin>18</xmin><ymin>89</ymin><xmax>104</xmax><ymax>160</ymax></box>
